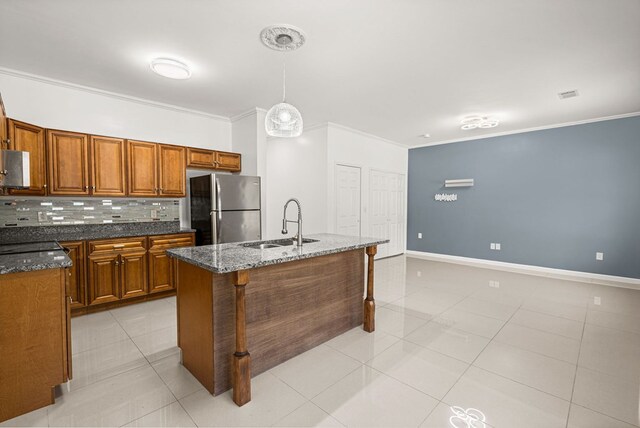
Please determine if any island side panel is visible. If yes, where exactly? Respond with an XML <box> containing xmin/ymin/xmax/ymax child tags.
<box><xmin>176</xmin><ymin>261</ymin><xmax>215</xmax><ymax>393</ymax></box>
<box><xmin>212</xmin><ymin>248</ymin><xmax>364</xmax><ymax>395</ymax></box>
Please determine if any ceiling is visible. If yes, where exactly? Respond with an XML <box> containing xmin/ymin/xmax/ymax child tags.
<box><xmin>1</xmin><ymin>0</ymin><xmax>639</xmax><ymax>147</ymax></box>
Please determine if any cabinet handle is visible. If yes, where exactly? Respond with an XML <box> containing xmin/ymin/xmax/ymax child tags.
<box><xmin>43</xmin><ymin>184</ymin><xmax>48</xmax><ymax>188</ymax></box>
<box><xmin>113</xmin><ymin>244</ymin><xmax>125</xmax><ymax>249</ymax></box>
<box><xmin>115</xmin><ymin>260</ymin><xmax>120</xmax><ymax>265</ymax></box>
<box><xmin>92</xmin><ymin>186</ymin><xmax>96</xmax><ymax>190</ymax></box>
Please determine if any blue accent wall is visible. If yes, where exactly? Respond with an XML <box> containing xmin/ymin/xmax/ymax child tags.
<box><xmin>407</xmin><ymin>116</ymin><xmax>640</xmax><ymax>279</ymax></box>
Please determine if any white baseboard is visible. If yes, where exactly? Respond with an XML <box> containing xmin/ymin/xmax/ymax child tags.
<box><xmin>404</xmin><ymin>250</ymin><xmax>640</xmax><ymax>290</ymax></box>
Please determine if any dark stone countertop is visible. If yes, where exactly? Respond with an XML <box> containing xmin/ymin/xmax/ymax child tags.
<box><xmin>0</xmin><ymin>221</ymin><xmax>195</xmax><ymax>244</ymax></box>
<box><xmin>0</xmin><ymin>249</ymin><xmax>72</xmax><ymax>275</ymax></box>
<box><xmin>167</xmin><ymin>233</ymin><xmax>388</xmax><ymax>274</ymax></box>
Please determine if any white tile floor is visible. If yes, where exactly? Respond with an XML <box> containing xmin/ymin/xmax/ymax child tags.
<box><xmin>2</xmin><ymin>255</ymin><xmax>639</xmax><ymax>427</ymax></box>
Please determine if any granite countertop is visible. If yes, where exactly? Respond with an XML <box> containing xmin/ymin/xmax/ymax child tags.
<box><xmin>167</xmin><ymin>233</ymin><xmax>388</xmax><ymax>274</ymax></box>
<box><xmin>0</xmin><ymin>249</ymin><xmax>72</xmax><ymax>275</ymax></box>
<box><xmin>0</xmin><ymin>221</ymin><xmax>195</xmax><ymax>244</ymax></box>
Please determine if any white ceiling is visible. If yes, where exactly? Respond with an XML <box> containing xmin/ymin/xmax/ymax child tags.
<box><xmin>1</xmin><ymin>0</ymin><xmax>639</xmax><ymax>147</ymax></box>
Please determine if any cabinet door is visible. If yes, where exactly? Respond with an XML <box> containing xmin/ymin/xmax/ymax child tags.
<box><xmin>186</xmin><ymin>147</ymin><xmax>215</xmax><ymax>168</ymax></box>
<box><xmin>87</xmin><ymin>252</ymin><xmax>120</xmax><ymax>305</ymax></box>
<box><xmin>120</xmin><ymin>250</ymin><xmax>148</xmax><ymax>299</ymax></box>
<box><xmin>127</xmin><ymin>140</ymin><xmax>158</xmax><ymax>196</ymax></box>
<box><xmin>60</xmin><ymin>241</ymin><xmax>87</xmax><ymax>309</ymax></box>
<box><xmin>148</xmin><ymin>249</ymin><xmax>172</xmax><ymax>293</ymax></box>
<box><xmin>215</xmin><ymin>151</ymin><xmax>241</xmax><ymax>172</ymax></box>
<box><xmin>91</xmin><ymin>136</ymin><xmax>126</xmax><ymax>196</ymax></box>
<box><xmin>158</xmin><ymin>144</ymin><xmax>186</xmax><ymax>196</ymax></box>
<box><xmin>8</xmin><ymin>119</ymin><xmax>47</xmax><ymax>196</ymax></box>
<box><xmin>0</xmin><ymin>94</ymin><xmax>7</xmax><ymax>148</ymax></box>
<box><xmin>47</xmin><ymin>130</ymin><xmax>90</xmax><ymax>195</ymax></box>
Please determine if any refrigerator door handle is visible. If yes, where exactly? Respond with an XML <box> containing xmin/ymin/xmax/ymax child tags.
<box><xmin>216</xmin><ymin>178</ymin><xmax>222</xmax><ymax>244</ymax></box>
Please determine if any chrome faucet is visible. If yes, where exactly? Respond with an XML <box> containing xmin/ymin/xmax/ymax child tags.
<box><xmin>282</xmin><ymin>198</ymin><xmax>303</xmax><ymax>247</ymax></box>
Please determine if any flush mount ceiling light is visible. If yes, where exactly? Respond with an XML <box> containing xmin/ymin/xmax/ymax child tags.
<box><xmin>150</xmin><ymin>58</ymin><xmax>191</xmax><ymax>80</ymax></box>
<box><xmin>262</xmin><ymin>25</ymin><xmax>305</xmax><ymax>138</ymax></box>
<box><xmin>460</xmin><ymin>116</ymin><xmax>500</xmax><ymax>130</ymax></box>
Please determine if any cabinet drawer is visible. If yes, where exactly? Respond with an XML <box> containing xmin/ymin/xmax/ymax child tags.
<box><xmin>88</xmin><ymin>237</ymin><xmax>147</xmax><ymax>254</ymax></box>
<box><xmin>149</xmin><ymin>233</ymin><xmax>194</xmax><ymax>249</ymax></box>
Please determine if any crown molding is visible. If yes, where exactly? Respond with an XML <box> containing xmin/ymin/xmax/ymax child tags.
<box><xmin>0</xmin><ymin>66</ymin><xmax>231</xmax><ymax>122</ymax></box>
<box><xmin>326</xmin><ymin>122</ymin><xmax>407</xmax><ymax>149</ymax></box>
<box><xmin>230</xmin><ymin>107</ymin><xmax>268</xmax><ymax>123</ymax></box>
<box><xmin>410</xmin><ymin>111</ymin><xmax>640</xmax><ymax>149</ymax></box>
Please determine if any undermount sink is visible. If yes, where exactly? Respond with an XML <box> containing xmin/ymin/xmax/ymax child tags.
<box><xmin>240</xmin><ymin>238</ymin><xmax>319</xmax><ymax>249</ymax></box>
<box><xmin>242</xmin><ymin>243</ymin><xmax>282</xmax><ymax>249</ymax></box>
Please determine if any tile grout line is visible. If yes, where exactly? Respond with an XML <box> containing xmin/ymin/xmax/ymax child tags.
<box><xmin>565</xmin><ymin>304</ymin><xmax>588</xmax><ymax>428</ymax></box>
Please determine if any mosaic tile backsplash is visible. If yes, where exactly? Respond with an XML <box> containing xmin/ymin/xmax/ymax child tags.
<box><xmin>0</xmin><ymin>198</ymin><xmax>180</xmax><ymax>227</ymax></box>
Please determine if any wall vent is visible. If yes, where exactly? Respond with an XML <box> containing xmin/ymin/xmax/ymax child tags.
<box><xmin>558</xmin><ymin>90</ymin><xmax>579</xmax><ymax>99</ymax></box>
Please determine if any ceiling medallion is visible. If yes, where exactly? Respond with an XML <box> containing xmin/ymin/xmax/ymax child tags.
<box><xmin>260</xmin><ymin>25</ymin><xmax>306</xmax><ymax>51</ymax></box>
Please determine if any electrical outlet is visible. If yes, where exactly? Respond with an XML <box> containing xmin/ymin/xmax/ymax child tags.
<box><xmin>417</xmin><ymin>271</ymin><xmax>422</xmax><ymax>277</ymax></box>
<box><xmin>596</xmin><ymin>252</ymin><xmax>604</xmax><ymax>261</ymax></box>
<box><xmin>418</xmin><ymin>233</ymin><xmax>422</xmax><ymax>239</ymax></box>
<box><xmin>490</xmin><ymin>243</ymin><xmax>496</xmax><ymax>250</ymax></box>
<box><xmin>37</xmin><ymin>211</ymin><xmax>47</xmax><ymax>222</ymax></box>
<box><xmin>489</xmin><ymin>280</ymin><xmax>500</xmax><ymax>288</ymax></box>
<box><xmin>495</xmin><ymin>243</ymin><xmax>501</xmax><ymax>250</ymax></box>
<box><xmin>594</xmin><ymin>296</ymin><xmax>601</xmax><ymax>305</ymax></box>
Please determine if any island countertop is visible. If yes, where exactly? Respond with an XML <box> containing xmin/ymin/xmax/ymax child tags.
<box><xmin>167</xmin><ymin>233</ymin><xmax>388</xmax><ymax>273</ymax></box>
<box><xmin>0</xmin><ymin>249</ymin><xmax>72</xmax><ymax>275</ymax></box>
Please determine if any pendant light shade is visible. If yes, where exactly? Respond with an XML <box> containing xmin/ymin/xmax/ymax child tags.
<box><xmin>265</xmin><ymin>102</ymin><xmax>303</xmax><ymax>137</ymax></box>
<box><xmin>261</xmin><ymin>25</ymin><xmax>305</xmax><ymax>138</ymax></box>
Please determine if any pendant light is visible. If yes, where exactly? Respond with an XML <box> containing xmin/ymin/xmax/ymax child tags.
<box><xmin>261</xmin><ymin>25</ymin><xmax>306</xmax><ymax>138</ymax></box>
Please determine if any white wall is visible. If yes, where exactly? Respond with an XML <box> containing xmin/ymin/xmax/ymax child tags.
<box><xmin>0</xmin><ymin>71</ymin><xmax>231</xmax><ymax>150</ymax></box>
<box><xmin>265</xmin><ymin>126</ymin><xmax>328</xmax><ymax>239</ymax></box>
<box><xmin>326</xmin><ymin>123</ymin><xmax>408</xmax><ymax>239</ymax></box>
<box><xmin>231</xmin><ymin>108</ymin><xmax>268</xmax><ymax>234</ymax></box>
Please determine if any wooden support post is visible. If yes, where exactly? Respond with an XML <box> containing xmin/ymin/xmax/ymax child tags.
<box><xmin>364</xmin><ymin>246</ymin><xmax>377</xmax><ymax>332</ymax></box>
<box><xmin>232</xmin><ymin>270</ymin><xmax>251</xmax><ymax>406</ymax></box>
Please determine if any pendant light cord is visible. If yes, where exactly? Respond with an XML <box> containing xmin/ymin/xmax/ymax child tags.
<box><xmin>282</xmin><ymin>62</ymin><xmax>286</xmax><ymax>102</ymax></box>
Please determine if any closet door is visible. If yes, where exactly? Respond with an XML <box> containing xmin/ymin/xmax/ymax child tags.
<box><xmin>369</xmin><ymin>170</ymin><xmax>406</xmax><ymax>259</ymax></box>
<box><xmin>335</xmin><ymin>165</ymin><xmax>361</xmax><ymax>236</ymax></box>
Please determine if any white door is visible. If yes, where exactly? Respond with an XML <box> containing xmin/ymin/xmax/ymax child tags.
<box><xmin>369</xmin><ymin>170</ymin><xmax>405</xmax><ymax>259</ymax></box>
<box><xmin>335</xmin><ymin>165</ymin><xmax>361</xmax><ymax>236</ymax></box>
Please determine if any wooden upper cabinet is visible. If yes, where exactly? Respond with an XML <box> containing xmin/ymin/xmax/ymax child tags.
<box><xmin>186</xmin><ymin>147</ymin><xmax>215</xmax><ymax>168</ymax></box>
<box><xmin>7</xmin><ymin>120</ymin><xmax>47</xmax><ymax>196</ymax></box>
<box><xmin>127</xmin><ymin>140</ymin><xmax>158</xmax><ymax>196</ymax></box>
<box><xmin>158</xmin><ymin>144</ymin><xmax>186</xmax><ymax>197</ymax></box>
<box><xmin>186</xmin><ymin>147</ymin><xmax>242</xmax><ymax>172</ymax></box>
<box><xmin>91</xmin><ymin>136</ymin><xmax>126</xmax><ymax>196</ymax></box>
<box><xmin>215</xmin><ymin>151</ymin><xmax>241</xmax><ymax>172</ymax></box>
<box><xmin>47</xmin><ymin>130</ymin><xmax>90</xmax><ymax>195</ymax></box>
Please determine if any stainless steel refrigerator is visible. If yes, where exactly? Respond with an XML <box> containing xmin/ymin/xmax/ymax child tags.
<box><xmin>190</xmin><ymin>174</ymin><xmax>261</xmax><ymax>245</ymax></box>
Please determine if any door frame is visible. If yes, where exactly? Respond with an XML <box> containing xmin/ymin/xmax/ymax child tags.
<box><xmin>334</xmin><ymin>163</ymin><xmax>362</xmax><ymax>237</ymax></box>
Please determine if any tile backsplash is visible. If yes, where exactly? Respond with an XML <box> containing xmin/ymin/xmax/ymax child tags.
<box><xmin>0</xmin><ymin>198</ymin><xmax>180</xmax><ymax>227</ymax></box>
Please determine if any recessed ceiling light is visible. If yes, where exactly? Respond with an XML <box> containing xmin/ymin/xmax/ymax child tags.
<box><xmin>460</xmin><ymin>116</ymin><xmax>499</xmax><ymax>130</ymax></box>
<box><xmin>150</xmin><ymin>58</ymin><xmax>191</xmax><ymax>80</ymax></box>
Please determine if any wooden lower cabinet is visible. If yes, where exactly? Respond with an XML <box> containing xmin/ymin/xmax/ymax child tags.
<box><xmin>0</xmin><ymin>268</ymin><xmax>71</xmax><ymax>422</ymax></box>
<box><xmin>81</xmin><ymin>233</ymin><xmax>194</xmax><ymax>309</ymax></box>
<box><xmin>88</xmin><ymin>251</ymin><xmax>120</xmax><ymax>306</ymax></box>
<box><xmin>148</xmin><ymin>233</ymin><xmax>195</xmax><ymax>293</ymax></box>
<box><xmin>60</xmin><ymin>241</ymin><xmax>87</xmax><ymax>309</ymax></box>
<box><xmin>120</xmin><ymin>250</ymin><xmax>148</xmax><ymax>299</ymax></box>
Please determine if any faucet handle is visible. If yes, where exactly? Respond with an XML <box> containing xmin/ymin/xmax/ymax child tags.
<box><xmin>282</xmin><ymin>219</ymin><xmax>288</xmax><ymax>234</ymax></box>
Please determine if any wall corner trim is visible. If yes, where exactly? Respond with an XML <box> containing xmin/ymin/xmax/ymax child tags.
<box><xmin>0</xmin><ymin>66</ymin><xmax>232</xmax><ymax>122</ymax></box>
<box><xmin>230</xmin><ymin>107</ymin><xmax>268</xmax><ymax>123</ymax></box>
<box><xmin>405</xmin><ymin>250</ymin><xmax>640</xmax><ymax>290</ymax></box>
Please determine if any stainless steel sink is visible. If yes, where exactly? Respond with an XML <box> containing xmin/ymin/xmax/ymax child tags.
<box><xmin>241</xmin><ymin>242</ymin><xmax>282</xmax><ymax>249</ymax></box>
<box><xmin>240</xmin><ymin>238</ymin><xmax>319</xmax><ymax>249</ymax></box>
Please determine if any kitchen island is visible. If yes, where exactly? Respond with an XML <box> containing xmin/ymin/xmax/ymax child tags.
<box><xmin>167</xmin><ymin>233</ymin><xmax>387</xmax><ymax>406</ymax></box>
